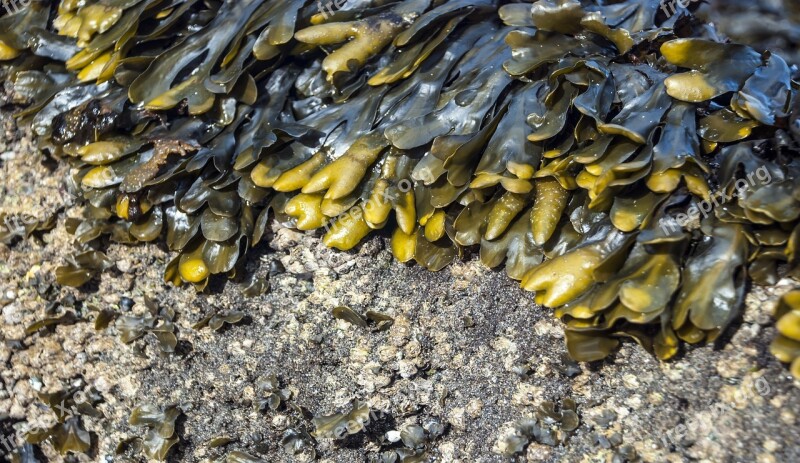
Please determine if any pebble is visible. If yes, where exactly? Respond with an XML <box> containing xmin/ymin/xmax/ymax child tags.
<box><xmin>28</xmin><ymin>377</ymin><xmax>42</xmax><ymax>392</ymax></box>
<box><xmin>116</xmin><ymin>259</ymin><xmax>133</xmax><ymax>273</ymax></box>
<box><xmin>386</xmin><ymin>430</ymin><xmax>401</xmax><ymax>442</ymax></box>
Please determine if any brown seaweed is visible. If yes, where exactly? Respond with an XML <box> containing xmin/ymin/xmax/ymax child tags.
<box><xmin>24</xmin><ymin>387</ymin><xmax>104</xmax><ymax>456</ymax></box>
<box><xmin>500</xmin><ymin>398</ymin><xmax>580</xmax><ymax>456</ymax></box>
<box><xmin>771</xmin><ymin>290</ymin><xmax>800</xmax><ymax>379</ymax></box>
<box><xmin>128</xmin><ymin>403</ymin><xmax>182</xmax><ymax>461</ymax></box>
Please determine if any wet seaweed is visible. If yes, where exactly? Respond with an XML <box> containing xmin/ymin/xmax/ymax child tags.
<box><xmin>312</xmin><ymin>398</ymin><xmax>371</xmax><ymax>439</ymax></box>
<box><xmin>332</xmin><ymin>305</ymin><xmax>369</xmax><ymax>328</ymax></box>
<box><xmin>2</xmin><ymin>0</ymin><xmax>800</xmax><ymax>365</ymax></box>
<box><xmin>24</xmin><ymin>387</ymin><xmax>104</xmax><ymax>456</ymax></box>
<box><xmin>499</xmin><ymin>398</ymin><xmax>580</xmax><ymax>456</ymax></box>
<box><xmin>192</xmin><ymin>309</ymin><xmax>245</xmax><ymax>331</ymax></box>
<box><xmin>379</xmin><ymin>418</ymin><xmax>446</xmax><ymax>463</ymax></box>
<box><xmin>771</xmin><ymin>290</ymin><xmax>800</xmax><ymax>379</ymax></box>
<box><xmin>254</xmin><ymin>373</ymin><xmax>292</xmax><ymax>412</ymax></box>
<box><xmin>0</xmin><ymin>212</ymin><xmax>57</xmax><ymax>245</ymax></box>
<box><xmin>224</xmin><ymin>450</ymin><xmax>267</xmax><ymax>463</ymax></box>
<box><xmin>115</xmin><ymin>296</ymin><xmax>178</xmax><ymax>353</ymax></box>
<box><xmin>127</xmin><ymin>403</ymin><xmax>182</xmax><ymax>461</ymax></box>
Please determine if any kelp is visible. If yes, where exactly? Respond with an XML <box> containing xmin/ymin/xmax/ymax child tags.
<box><xmin>332</xmin><ymin>305</ymin><xmax>369</xmax><ymax>328</ymax></box>
<box><xmin>25</xmin><ymin>311</ymin><xmax>79</xmax><ymax>335</ymax></box>
<box><xmin>2</xmin><ymin>0</ymin><xmax>800</xmax><ymax>366</ymax></box>
<box><xmin>280</xmin><ymin>428</ymin><xmax>317</xmax><ymax>460</ymax></box>
<box><xmin>0</xmin><ymin>212</ymin><xmax>57</xmax><ymax>244</ymax></box>
<box><xmin>192</xmin><ymin>309</ymin><xmax>245</xmax><ymax>331</ymax></box>
<box><xmin>332</xmin><ymin>305</ymin><xmax>395</xmax><ymax>332</ymax></box>
<box><xmin>224</xmin><ymin>451</ymin><xmax>267</xmax><ymax>463</ymax></box>
<box><xmin>701</xmin><ymin>0</ymin><xmax>800</xmax><ymax>68</ymax></box>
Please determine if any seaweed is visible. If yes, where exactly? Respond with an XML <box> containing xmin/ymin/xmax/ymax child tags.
<box><xmin>224</xmin><ymin>451</ymin><xmax>267</xmax><ymax>463</ymax></box>
<box><xmin>380</xmin><ymin>418</ymin><xmax>446</xmax><ymax>462</ymax></box>
<box><xmin>115</xmin><ymin>296</ymin><xmax>178</xmax><ymax>353</ymax></box>
<box><xmin>23</xmin><ymin>386</ymin><xmax>104</xmax><ymax>456</ymax></box>
<box><xmin>254</xmin><ymin>374</ymin><xmax>292</xmax><ymax>412</ymax></box>
<box><xmin>771</xmin><ymin>290</ymin><xmax>800</xmax><ymax>379</ymax></box>
<box><xmin>312</xmin><ymin>399</ymin><xmax>371</xmax><ymax>439</ymax></box>
<box><xmin>192</xmin><ymin>309</ymin><xmax>245</xmax><ymax>331</ymax></box>
<box><xmin>0</xmin><ymin>211</ymin><xmax>57</xmax><ymax>245</ymax></box>
<box><xmin>127</xmin><ymin>403</ymin><xmax>182</xmax><ymax>461</ymax></box>
<box><xmin>499</xmin><ymin>398</ymin><xmax>580</xmax><ymax>456</ymax></box>
<box><xmin>2</xmin><ymin>0</ymin><xmax>800</xmax><ymax>366</ymax></box>
<box><xmin>332</xmin><ymin>305</ymin><xmax>368</xmax><ymax>328</ymax></box>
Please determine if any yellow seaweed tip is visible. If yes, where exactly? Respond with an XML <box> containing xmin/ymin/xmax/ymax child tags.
<box><xmin>179</xmin><ymin>258</ymin><xmax>210</xmax><ymax>283</ymax></box>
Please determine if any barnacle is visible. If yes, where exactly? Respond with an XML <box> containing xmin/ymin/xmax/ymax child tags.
<box><xmin>3</xmin><ymin>0</ymin><xmax>800</xmax><ymax>366</ymax></box>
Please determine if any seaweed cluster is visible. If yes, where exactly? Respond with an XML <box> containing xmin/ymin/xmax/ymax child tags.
<box><xmin>24</xmin><ymin>387</ymin><xmax>104</xmax><ymax>457</ymax></box>
<box><xmin>115</xmin><ymin>296</ymin><xmax>178</xmax><ymax>353</ymax></box>
<box><xmin>254</xmin><ymin>374</ymin><xmax>292</xmax><ymax>412</ymax></box>
<box><xmin>333</xmin><ymin>305</ymin><xmax>395</xmax><ymax>331</ymax></box>
<box><xmin>1</xmin><ymin>0</ymin><xmax>800</xmax><ymax>364</ymax></box>
<box><xmin>379</xmin><ymin>419</ymin><xmax>446</xmax><ymax>462</ymax></box>
<box><xmin>126</xmin><ymin>403</ymin><xmax>182</xmax><ymax>460</ymax></box>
